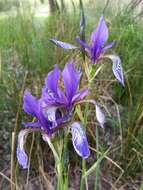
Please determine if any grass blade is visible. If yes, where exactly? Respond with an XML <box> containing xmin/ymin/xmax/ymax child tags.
<box><xmin>83</xmin><ymin>148</ymin><xmax>110</xmax><ymax>179</ymax></box>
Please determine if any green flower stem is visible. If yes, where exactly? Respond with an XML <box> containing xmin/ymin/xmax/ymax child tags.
<box><xmin>94</xmin><ymin>126</ymin><xmax>100</xmax><ymax>190</ymax></box>
<box><xmin>56</xmin><ymin>160</ymin><xmax>64</xmax><ymax>190</ymax></box>
<box><xmin>44</xmin><ymin>135</ymin><xmax>64</xmax><ymax>190</ymax></box>
<box><xmin>80</xmin><ymin>159</ymin><xmax>86</xmax><ymax>190</ymax></box>
<box><xmin>80</xmin><ymin>79</ymin><xmax>92</xmax><ymax>190</ymax></box>
<box><xmin>62</xmin><ymin>131</ymin><xmax>69</xmax><ymax>190</ymax></box>
<box><xmin>56</xmin><ymin>131</ymin><xmax>69</xmax><ymax>190</ymax></box>
<box><xmin>89</xmin><ymin>64</ymin><xmax>101</xmax><ymax>189</ymax></box>
<box><xmin>80</xmin><ymin>63</ymin><xmax>100</xmax><ymax>190</ymax></box>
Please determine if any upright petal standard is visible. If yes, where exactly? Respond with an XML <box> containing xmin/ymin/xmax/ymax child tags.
<box><xmin>42</xmin><ymin>61</ymin><xmax>89</xmax><ymax>109</ymax></box>
<box><xmin>76</xmin><ymin>15</ymin><xmax>115</xmax><ymax>63</ymax></box>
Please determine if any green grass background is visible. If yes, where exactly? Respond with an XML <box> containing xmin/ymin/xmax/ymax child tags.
<box><xmin>0</xmin><ymin>0</ymin><xmax>143</xmax><ymax>189</ymax></box>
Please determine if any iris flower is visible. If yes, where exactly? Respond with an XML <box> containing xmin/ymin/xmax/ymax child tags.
<box><xmin>49</xmin><ymin>16</ymin><xmax>115</xmax><ymax>63</ymax></box>
<box><xmin>76</xmin><ymin>15</ymin><xmax>115</xmax><ymax>63</ymax></box>
<box><xmin>49</xmin><ymin>15</ymin><xmax>124</xmax><ymax>86</ymax></box>
<box><xmin>17</xmin><ymin>61</ymin><xmax>106</xmax><ymax>169</ymax></box>
<box><xmin>17</xmin><ymin>61</ymin><xmax>95</xmax><ymax>169</ymax></box>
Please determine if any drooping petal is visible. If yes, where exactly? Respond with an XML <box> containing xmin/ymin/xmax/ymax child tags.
<box><xmin>102</xmin><ymin>40</ymin><xmax>116</xmax><ymax>51</ymax></box>
<box><xmin>72</xmin><ymin>88</ymin><xmax>89</xmax><ymax>103</ymax></box>
<box><xmin>70</xmin><ymin>122</ymin><xmax>90</xmax><ymax>159</ymax></box>
<box><xmin>23</xmin><ymin>92</ymin><xmax>52</xmax><ymax>132</ymax></box>
<box><xmin>49</xmin><ymin>39</ymin><xmax>78</xmax><ymax>49</ymax></box>
<box><xmin>62</xmin><ymin>61</ymin><xmax>81</xmax><ymax>103</ymax></box>
<box><xmin>77</xmin><ymin>99</ymin><xmax>105</xmax><ymax>128</ymax></box>
<box><xmin>95</xmin><ymin>103</ymin><xmax>105</xmax><ymax>128</ymax></box>
<box><xmin>107</xmin><ymin>55</ymin><xmax>125</xmax><ymax>86</ymax></box>
<box><xmin>91</xmin><ymin>15</ymin><xmax>108</xmax><ymax>49</ymax></box>
<box><xmin>76</xmin><ymin>37</ymin><xmax>90</xmax><ymax>50</ymax></box>
<box><xmin>16</xmin><ymin>129</ymin><xmax>29</xmax><ymax>169</ymax></box>
<box><xmin>23</xmin><ymin>90</ymin><xmax>38</xmax><ymax>117</ymax></box>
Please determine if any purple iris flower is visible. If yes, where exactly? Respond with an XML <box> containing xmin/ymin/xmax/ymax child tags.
<box><xmin>42</xmin><ymin>60</ymin><xmax>89</xmax><ymax>108</ymax></box>
<box><xmin>23</xmin><ymin>61</ymin><xmax>89</xmax><ymax>131</ymax></box>
<box><xmin>49</xmin><ymin>16</ymin><xmax>124</xmax><ymax>86</ymax></box>
<box><xmin>17</xmin><ymin>61</ymin><xmax>91</xmax><ymax>169</ymax></box>
<box><xmin>76</xmin><ymin>15</ymin><xmax>115</xmax><ymax>63</ymax></box>
<box><xmin>49</xmin><ymin>16</ymin><xmax>115</xmax><ymax>64</ymax></box>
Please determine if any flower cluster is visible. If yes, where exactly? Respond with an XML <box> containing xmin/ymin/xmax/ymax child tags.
<box><xmin>17</xmin><ymin>15</ymin><xmax>124</xmax><ymax>169</ymax></box>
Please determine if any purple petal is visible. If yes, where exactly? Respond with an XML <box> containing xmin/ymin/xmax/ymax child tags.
<box><xmin>90</xmin><ymin>16</ymin><xmax>109</xmax><ymax>62</ymax></box>
<box><xmin>103</xmin><ymin>40</ymin><xmax>116</xmax><ymax>51</ymax></box>
<box><xmin>38</xmin><ymin>100</ymin><xmax>64</xmax><ymax>132</ymax></box>
<box><xmin>82</xmin><ymin>99</ymin><xmax>105</xmax><ymax>128</ymax></box>
<box><xmin>62</xmin><ymin>61</ymin><xmax>81</xmax><ymax>103</ymax></box>
<box><xmin>76</xmin><ymin>37</ymin><xmax>90</xmax><ymax>50</ymax></box>
<box><xmin>108</xmin><ymin>55</ymin><xmax>124</xmax><ymax>86</ymax></box>
<box><xmin>72</xmin><ymin>88</ymin><xmax>89</xmax><ymax>103</ymax></box>
<box><xmin>23</xmin><ymin>90</ymin><xmax>39</xmax><ymax>117</ymax></box>
<box><xmin>91</xmin><ymin>15</ymin><xmax>108</xmax><ymax>48</ymax></box>
<box><xmin>42</xmin><ymin>106</ymin><xmax>59</xmax><ymax>129</ymax></box>
<box><xmin>17</xmin><ymin>130</ymin><xmax>29</xmax><ymax>169</ymax></box>
<box><xmin>36</xmin><ymin>99</ymin><xmax>53</xmax><ymax>133</ymax></box>
<box><xmin>70</xmin><ymin>122</ymin><xmax>90</xmax><ymax>159</ymax></box>
<box><xmin>95</xmin><ymin>104</ymin><xmax>105</xmax><ymax>128</ymax></box>
<box><xmin>52</xmin><ymin>112</ymin><xmax>72</xmax><ymax>132</ymax></box>
<box><xmin>22</xmin><ymin>121</ymin><xmax>41</xmax><ymax>127</ymax></box>
<box><xmin>42</xmin><ymin>88</ymin><xmax>60</xmax><ymax>106</ymax></box>
<box><xmin>43</xmin><ymin>106</ymin><xmax>57</xmax><ymax>121</ymax></box>
<box><xmin>44</xmin><ymin>65</ymin><xmax>60</xmax><ymax>95</ymax></box>
<box><xmin>49</xmin><ymin>39</ymin><xmax>78</xmax><ymax>49</ymax></box>
<box><xmin>42</xmin><ymin>65</ymin><xmax>67</xmax><ymax>106</ymax></box>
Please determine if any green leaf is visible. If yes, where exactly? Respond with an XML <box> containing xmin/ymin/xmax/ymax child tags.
<box><xmin>89</xmin><ymin>64</ymin><xmax>103</xmax><ymax>82</ymax></box>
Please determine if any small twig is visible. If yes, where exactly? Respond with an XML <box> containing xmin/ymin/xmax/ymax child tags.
<box><xmin>103</xmin><ymin>0</ymin><xmax>110</xmax><ymax>14</ymax></box>
<box><xmin>89</xmin><ymin>146</ymin><xmax>124</xmax><ymax>173</ymax></box>
<box><xmin>102</xmin><ymin>176</ymin><xmax>118</xmax><ymax>190</ymax></box>
<box><xmin>26</xmin><ymin>133</ymin><xmax>35</xmax><ymax>189</ymax></box>
<box><xmin>10</xmin><ymin>132</ymin><xmax>15</xmax><ymax>190</ymax></box>
<box><xmin>39</xmin><ymin>166</ymin><xmax>54</xmax><ymax>190</ymax></box>
<box><xmin>0</xmin><ymin>171</ymin><xmax>18</xmax><ymax>189</ymax></box>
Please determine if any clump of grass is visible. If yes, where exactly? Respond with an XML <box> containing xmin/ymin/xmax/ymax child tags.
<box><xmin>101</xmin><ymin>6</ymin><xmax>143</xmax><ymax>186</ymax></box>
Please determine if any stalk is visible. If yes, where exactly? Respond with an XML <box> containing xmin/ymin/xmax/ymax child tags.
<box><xmin>62</xmin><ymin>131</ymin><xmax>69</xmax><ymax>190</ymax></box>
<box><xmin>45</xmin><ymin>131</ymin><xmax>69</xmax><ymax>190</ymax></box>
<box><xmin>80</xmin><ymin>159</ymin><xmax>86</xmax><ymax>190</ymax></box>
<box><xmin>80</xmin><ymin>61</ymin><xmax>101</xmax><ymax>190</ymax></box>
<box><xmin>43</xmin><ymin>135</ymin><xmax>62</xmax><ymax>189</ymax></box>
<box><xmin>57</xmin><ymin>130</ymin><xmax>69</xmax><ymax>190</ymax></box>
<box><xmin>10</xmin><ymin>132</ymin><xmax>15</xmax><ymax>190</ymax></box>
<box><xmin>80</xmin><ymin>83</ymin><xmax>91</xmax><ymax>190</ymax></box>
<box><xmin>94</xmin><ymin>126</ymin><xmax>100</xmax><ymax>190</ymax></box>
<box><xmin>56</xmin><ymin>160</ymin><xmax>64</xmax><ymax>190</ymax></box>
